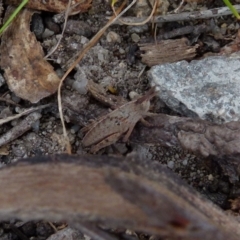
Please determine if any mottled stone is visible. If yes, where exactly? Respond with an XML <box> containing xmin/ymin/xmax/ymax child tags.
<box><xmin>148</xmin><ymin>55</ymin><xmax>240</xmax><ymax>123</ymax></box>
<box><xmin>0</xmin><ymin>73</ymin><xmax>5</xmax><ymax>87</ymax></box>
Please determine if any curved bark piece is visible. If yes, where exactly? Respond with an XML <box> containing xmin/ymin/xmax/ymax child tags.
<box><xmin>130</xmin><ymin>114</ymin><xmax>240</xmax><ymax>182</ymax></box>
<box><xmin>130</xmin><ymin>113</ymin><xmax>186</xmax><ymax>147</ymax></box>
<box><xmin>0</xmin><ymin>154</ymin><xmax>239</xmax><ymax>240</ymax></box>
<box><xmin>131</xmin><ymin>115</ymin><xmax>240</xmax><ymax>162</ymax></box>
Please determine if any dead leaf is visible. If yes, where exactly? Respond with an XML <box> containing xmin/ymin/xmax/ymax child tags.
<box><xmin>6</xmin><ymin>0</ymin><xmax>92</xmax><ymax>14</ymax></box>
<box><xmin>0</xmin><ymin>7</ymin><xmax>60</xmax><ymax>103</ymax></box>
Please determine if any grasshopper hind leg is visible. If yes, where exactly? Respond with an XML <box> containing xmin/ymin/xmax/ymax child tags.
<box><xmin>90</xmin><ymin>132</ymin><xmax>123</xmax><ymax>153</ymax></box>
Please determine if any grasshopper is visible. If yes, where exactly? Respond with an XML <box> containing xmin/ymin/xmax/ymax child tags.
<box><xmin>82</xmin><ymin>87</ymin><xmax>156</xmax><ymax>153</ymax></box>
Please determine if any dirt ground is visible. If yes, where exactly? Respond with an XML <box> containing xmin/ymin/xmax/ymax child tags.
<box><xmin>0</xmin><ymin>0</ymin><xmax>240</xmax><ymax>239</ymax></box>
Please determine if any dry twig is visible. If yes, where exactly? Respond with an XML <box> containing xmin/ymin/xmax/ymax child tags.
<box><xmin>111</xmin><ymin>4</ymin><xmax>240</xmax><ymax>24</ymax></box>
<box><xmin>0</xmin><ymin>112</ymin><xmax>42</xmax><ymax>147</ymax></box>
<box><xmin>111</xmin><ymin>0</ymin><xmax>158</xmax><ymax>26</ymax></box>
<box><xmin>0</xmin><ymin>104</ymin><xmax>51</xmax><ymax>126</ymax></box>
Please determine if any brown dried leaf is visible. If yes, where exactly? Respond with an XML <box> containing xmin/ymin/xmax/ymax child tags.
<box><xmin>0</xmin><ymin>7</ymin><xmax>60</xmax><ymax>103</ymax></box>
<box><xmin>6</xmin><ymin>0</ymin><xmax>92</xmax><ymax>14</ymax></box>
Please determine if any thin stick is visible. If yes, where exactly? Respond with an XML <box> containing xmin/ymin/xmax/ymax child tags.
<box><xmin>110</xmin><ymin>4</ymin><xmax>240</xmax><ymax>24</ymax></box>
<box><xmin>44</xmin><ymin>0</ymin><xmax>72</xmax><ymax>59</ymax></box>
<box><xmin>58</xmin><ymin>0</ymin><xmax>136</xmax><ymax>154</ymax></box>
<box><xmin>0</xmin><ymin>104</ymin><xmax>51</xmax><ymax>126</ymax></box>
<box><xmin>0</xmin><ymin>112</ymin><xmax>42</xmax><ymax>147</ymax></box>
<box><xmin>0</xmin><ymin>96</ymin><xmax>20</xmax><ymax>107</ymax></box>
<box><xmin>111</xmin><ymin>0</ymin><xmax>157</xmax><ymax>26</ymax></box>
<box><xmin>174</xmin><ymin>0</ymin><xmax>185</xmax><ymax>13</ymax></box>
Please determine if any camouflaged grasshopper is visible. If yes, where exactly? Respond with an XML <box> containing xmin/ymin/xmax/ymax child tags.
<box><xmin>82</xmin><ymin>87</ymin><xmax>156</xmax><ymax>153</ymax></box>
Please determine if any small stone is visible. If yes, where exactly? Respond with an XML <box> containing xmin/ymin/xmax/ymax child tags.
<box><xmin>129</xmin><ymin>91</ymin><xmax>139</xmax><ymax>100</ymax></box>
<box><xmin>31</xmin><ymin>14</ymin><xmax>44</xmax><ymax>39</ymax></box>
<box><xmin>44</xmin><ymin>17</ymin><xmax>60</xmax><ymax>33</ymax></box>
<box><xmin>53</xmin><ymin>13</ymin><xmax>65</xmax><ymax>24</ymax></box>
<box><xmin>190</xmin><ymin>172</ymin><xmax>196</xmax><ymax>177</ymax></box>
<box><xmin>106</xmin><ymin>31</ymin><xmax>121</xmax><ymax>43</ymax></box>
<box><xmin>31</xmin><ymin>120</ymin><xmax>40</xmax><ymax>132</ymax></box>
<box><xmin>208</xmin><ymin>174</ymin><xmax>214</xmax><ymax>181</ymax></box>
<box><xmin>182</xmin><ymin>159</ymin><xmax>188</xmax><ymax>166</ymax></box>
<box><xmin>167</xmin><ymin>160</ymin><xmax>174</xmax><ymax>169</ymax></box>
<box><xmin>0</xmin><ymin>74</ymin><xmax>5</xmax><ymax>87</ymax></box>
<box><xmin>114</xmin><ymin>143</ymin><xmax>128</xmax><ymax>154</ymax></box>
<box><xmin>73</xmin><ymin>68</ymin><xmax>88</xmax><ymax>94</ymax></box>
<box><xmin>0</xmin><ymin>107</ymin><xmax>12</xmax><ymax>118</ymax></box>
<box><xmin>42</xmin><ymin>28</ymin><xmax>55</xmax><ymax>39</ymax></box>
<box><xmin>11</xmin><ymin>93</ymin><xmax>21</xmax><ymax>103</ymax></box>
<box><xmin>127</xmin><ymin>25</ymin><xmax>149</xmax><ymax>34</ymax></box>
<box><xmin>131</xmin><ymin>33</ymin><xmax>140</xmax><ymax>43</ymax></box>
<box><xmin>65</xmin><ymin>20</ymin><xmax>92</xmax><ymax>37</ymax></box>
<box><xmin>46</xmin><ymin>227</ymin><xmax>83</xmax><ymax>240</ymax></box>
<box><xmin>55</xmin><ymin>68</ymin><xmax>64</xmax><ymax>78</ymax></box>
<box><xmin>72</xmin><ymin>80</ymin><xmax>88</xmax><ymax>94</ymax></box>
<box><xmin>228</xmin><ymin>23</ymin><xmax>235</xmax><ymax>31</ymax></box>
<box><xmin>70</xmin><ymin>125</ymin><xmax>80</xmax><ymax>134</ymax></box>
<box><xmin>221</xmin><ymin>23</ymin><xmax>227</xmax><ymax>28</ymax></box>
<box><xmin>119</xmin><ymin>48</ymin><xmax>125</xmax><ymax>54</ymax></box>
<box><xmin>11</xmin><ymin>120</ymin><xmax>18</xmax><ymax>127</ymax></box>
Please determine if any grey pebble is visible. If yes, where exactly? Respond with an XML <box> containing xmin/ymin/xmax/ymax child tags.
<box><xmin>182</xmin><ymin>159</ymin><xmax>188</xmax><ymax>166</ymax></box>
<box><xmin>42</xmin><ymin>28</ymin><xmax>55</xmax><ymax>39</ymax></box>
<box><xmin>0</xmin><ymin>74</ymin><xmax>5</xmax><ymax>87</ymax></box>
<box><xmin>167</xmin><ymin>160</ymin><xmax>174</xmax><ymax>169</ymax></box>
<box><xmin>44</xmin><ymin>17</ymin><xmax>60</xmax><ymax>33</ymax></box>
<box><xmin>106</xmin><ymin>31</ymin><xmax>121</xmax><ymax>43</ymax></box>
<box><xmin>127</xmin><ymin>25</ymin><xmax>149</xmax><ymax>34</ymax></box>
<box><xmin>64</xmin><ymin>20</ymin><xmax>93</xmax><ymax>38</ymax></box>
<box><xmin>31</xmin><ymin>14</ymin><xmax>44</xmax><ymax>39</ymax></box>
<box><xmin>131</xmin><ymin>33</ymin><xmax>140</xmax><ymax>43</ymax></box>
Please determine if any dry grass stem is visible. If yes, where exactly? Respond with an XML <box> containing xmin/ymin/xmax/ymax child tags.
<box><xmin>112</xmin><ymin>0</ymin><xmax>158</xmax><ymax>26</ymax></box>
<box><xmin>0</xmin><ymin>104</ymin><xmax>51</xmax><ymax>126</ymax></box>
<box><xmin>44</xmin><ymin>0</ymin><xmax>72</xmax><ymax>59</ymax></box>
<box><xmin>57</xmin><ymin>0</ymin><xmax>136</xmax><ymax>154</ymax></box>
<box><xmin>111</xmin><ymin>4</ymin><xmax>240</xmax><ymax>24</ymax></box>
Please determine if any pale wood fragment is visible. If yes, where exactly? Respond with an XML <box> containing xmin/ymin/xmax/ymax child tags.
<box><xmin>111</xmin><ymin>5</ymin><xmax>240</xmax><ymax>24</ymax></box>
<box><xmin>139</xmin><ymin>38</ymin><xmax>198</xmax><ymax>66</ymax></box>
